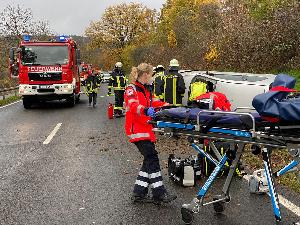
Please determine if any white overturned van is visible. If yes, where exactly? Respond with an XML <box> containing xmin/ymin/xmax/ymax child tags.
<box><xmin>179</xmin><ymin>70</ymin><xmax>276</xmax><ymax>110</ymax></box>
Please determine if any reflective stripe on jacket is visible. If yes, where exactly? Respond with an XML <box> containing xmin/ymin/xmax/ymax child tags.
<box><xmin>163</xmin><ymin>70</ymin><xmax>185</xmax><ymax>106</ymax></box>
<box><xmin>153</xmin><ymin>71</ymin><xmax>165</xmax><ymax>99</ymax></box>
<box><xmin>124</xmin><ymin>81</ymin><xmax>168</xmax><ymax>143</ymax></box>
<box><xmin>86</xmin><ymin>75</ymin><xmax>101</xmax><ymax>93</ymax></box>
<box><xmin>109</xmin><ymin>69</ymin><xmax>126</xmax><ymax>91</ymax></box>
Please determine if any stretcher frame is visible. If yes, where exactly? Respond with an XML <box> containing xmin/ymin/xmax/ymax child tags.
<box><xmin>152</xmin><ymin>110</ymin><xmax>300</xmax><ymax>224</ymax></box>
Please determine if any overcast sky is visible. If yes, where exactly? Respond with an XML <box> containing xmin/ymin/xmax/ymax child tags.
<box><xmin>1</xmin><ymin>0</ymin><xmax>166</xmax><ymax>36</ymax></box>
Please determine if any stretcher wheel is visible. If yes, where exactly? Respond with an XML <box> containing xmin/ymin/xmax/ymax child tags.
<box><xmin>213</xmin><ymin>198</ymin><xmax>225</xmax><ymax>213</ymax></box>
<box><xmin>181</xmin><ymin>207</ymin><xmax>194</xmax><ymax>224</ymax></box>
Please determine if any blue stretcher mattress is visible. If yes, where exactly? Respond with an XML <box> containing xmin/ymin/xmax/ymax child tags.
<box><xmin>154</xmin><ymin>107</ymin><xmax>264</xmax><ymax>130</ymax></box>
<box><xmin>253</xmin><ymin>74</ymin><xmax>300</xmax><ymax>121</ymax></box>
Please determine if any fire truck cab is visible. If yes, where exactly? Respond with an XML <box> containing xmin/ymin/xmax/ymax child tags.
<box><xmin>9</xmin><ymin>35</ymin><xmax>81</xmax><ymax>109</ymax></box>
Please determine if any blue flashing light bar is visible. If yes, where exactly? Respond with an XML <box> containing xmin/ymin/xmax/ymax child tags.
<box><xmin>57</xmin><ymin>35</ymin><xmax>69</xmax><ymax>42</ymax></box>
<box><xmin>23</xmin><ymin>34</ymin><xmax>31</xmax><ymax>42</ymax></box>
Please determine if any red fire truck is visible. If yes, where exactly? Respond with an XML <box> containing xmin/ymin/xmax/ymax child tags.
<box><xmin>9</xmin><ymin>35</ymin><xmax>81</xmax><ymax>109</ymax></box>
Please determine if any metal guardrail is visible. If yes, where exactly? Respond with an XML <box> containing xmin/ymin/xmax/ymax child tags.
<box><xmin>0</xmin><ymin>86</ymin><xmax>19</xmax><ymax>100</ymax></box>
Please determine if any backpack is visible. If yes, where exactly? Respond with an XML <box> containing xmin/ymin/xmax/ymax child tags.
<box><xmin>168</xmin><ymin>154</ymin><xmax>202</xmax><ymax>186</ymax></box>
<box><xmin>199</xmin><ymin>141</ymin><xmax>243</xmax><ymax>178</ymax></box>
<box><xmin>196</xmin><ymin>92</ymin><xmax>231</xmax><ymax>111</ymax></box>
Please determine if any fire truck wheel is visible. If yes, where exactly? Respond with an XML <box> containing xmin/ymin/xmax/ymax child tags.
<box><xmin>66</xmin><ymin>94</ymin><xmax>75</xmax><ymax>107</ymax></box>
<box><xmin>23</xmin><ymin>97</ymin><xmax>32</xmax><ymax>109</ymax></box>
<box><xmin>75</xmin><ymin>94</ymin><xmax>80</xmax><ymax>104</ymax></box>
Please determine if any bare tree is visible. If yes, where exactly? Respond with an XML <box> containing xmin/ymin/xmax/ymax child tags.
<box><xmin>0</xmin><ymin>4</ymin><xmax>52</xmax><ymax>41</ymax></box>
<box><xmin>0</xmin><ymin>5</ymin><xmax>33</xmax><ymax>40</ymax></box>
<box><xmin>0</xmin><ymin>4</ymin><xmax>52</xmax><ymax>78</ymax></box>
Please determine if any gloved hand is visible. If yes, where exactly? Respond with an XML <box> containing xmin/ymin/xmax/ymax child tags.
<box><xmin>107</xmin><ymin>91</ymin><xmax>111</xmax><ymax>96</ymax></box>
<box><xmin>144</xmin><ymin>107</ymin><xmax>155</xmax><ymax>117</ymax></box>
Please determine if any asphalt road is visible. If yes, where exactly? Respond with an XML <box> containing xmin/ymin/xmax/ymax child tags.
<box><xmin>0</xmin><ymin>84</ymin><xmax>299</xmax><ymax>225</ymax></box>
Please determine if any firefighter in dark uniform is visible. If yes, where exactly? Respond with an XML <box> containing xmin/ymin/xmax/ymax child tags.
<box><xmin>153</xmin><ymin>65</ymin><xmax>165</xmax><ymax>101</ymax></box>
<box><xmin>108</xmin><ymin>62</ymin><xmax>126</xmax><ymax>116</ymax></box>
<box><xmin>124</xmin><ymin>63</ymin><xmax>177</xmax><ymax>204</ymax></box>
<box><xmin>163</xmin><ymin>59</ymin><xmax>186</xmax><ymax>106</ymax></box>
<box><xmin>86</xmin><ymin>69</ymin><xmax>101</xmax><ymax>107</ymax></box>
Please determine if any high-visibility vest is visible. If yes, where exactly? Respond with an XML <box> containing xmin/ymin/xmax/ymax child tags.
<box><xmin>189</xmin><ymin>81</ymin><xmax>207</xmax><ymax>102</ymax></box>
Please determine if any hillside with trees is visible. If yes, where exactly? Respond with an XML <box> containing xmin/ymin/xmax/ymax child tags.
<box><xmin>1</xmin><ymin>1</ymin><xmax>299</xmax><ymax>86</ymax></box>
<box><xmin>85</xmin><ymin>0</ymin><xmax>300</xmax><ymax>84</ymax></box>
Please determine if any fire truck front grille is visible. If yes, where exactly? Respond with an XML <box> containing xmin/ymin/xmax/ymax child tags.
<box><xmin>28</xmin><ymin>72</ymin><xmax>62</xmax><ymax>81</ymax></box>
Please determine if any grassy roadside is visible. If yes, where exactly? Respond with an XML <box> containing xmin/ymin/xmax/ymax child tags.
<box><xmin>242</xmin><ymin>148</ymin><xmax>300</xmax><ymax>194</ymax></box>
<box><xmin>0</xmin><ymin>78</ymin><xmax>18</xmax><ymax>89</ymax></box>
<box><xmin>0</xmin><ymin>95</ymin><xmax>21</xmax><ymax>107</ymax></box>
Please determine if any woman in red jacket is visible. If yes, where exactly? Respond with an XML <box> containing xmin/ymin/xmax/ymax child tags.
<box><xmin>124</xmin><ymin>63</ymin><xmax>177</xmax><ymax>204</ymax></box>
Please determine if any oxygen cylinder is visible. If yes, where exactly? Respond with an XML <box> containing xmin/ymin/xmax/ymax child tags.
<box><xmin>107</xmin><ymin>103</ymin><xmax>114</xmax><ymax>119</ymax></box>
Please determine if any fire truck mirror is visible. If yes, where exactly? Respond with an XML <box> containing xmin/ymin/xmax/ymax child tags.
<box><xmin>76</xmin><ymin>49</ymin><xmax>81</xmax><ymax>65</ymax></box>
<box><xmin>9</xmin><ymin>48</ymin><xmax>15</xmax><ymax>63</ymax></box>
<box><xmin>9</xmin><ymin>48</ymin><xmax>19</xmax><ymax>77</ymax></box>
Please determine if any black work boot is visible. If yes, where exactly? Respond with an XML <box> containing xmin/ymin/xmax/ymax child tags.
<box><xmin>153</xmin><ymin>192</ymin><xmax>177</xmax><ymax>205</ymax></box>
<box><xmin>131</xmin><ymin>193</ymin><xmax>153</xmax><ymax>203</ymax></box>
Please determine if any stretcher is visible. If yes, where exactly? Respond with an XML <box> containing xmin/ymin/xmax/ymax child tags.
<box><xmin>151</xmin><ymin>107</ymin><xmax>300</xmax><ymax>224</ymax></box>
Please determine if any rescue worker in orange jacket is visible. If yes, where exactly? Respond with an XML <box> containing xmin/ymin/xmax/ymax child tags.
<box><xmin>124</xmin><ymin>63</ymin><xmax>177</xmax><ymax>204</ymax></box>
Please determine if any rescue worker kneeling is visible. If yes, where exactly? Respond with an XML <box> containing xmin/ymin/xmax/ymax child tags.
<box><xmin>86</xmin><ymin>70</ymin><xmax>101</xmax><ymax>107</ymax></box>
<box><xmin>124</xmin><ymin>63</ymin><xmax>177</xmax><ymax>204</ymax></box>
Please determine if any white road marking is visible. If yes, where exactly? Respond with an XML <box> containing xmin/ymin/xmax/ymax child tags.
<box><xmin>43</xmin><ymin>123</ymin><xmax>62</xmax><ymax>145</ymax></box>
<box><xmin>278</xmin><ymin>195</ymin><xmax>300</xmax><ymax>217</ymax></box>
<box><xmin>243</xmin><ymin>175</ymin><xmax>300</xmax><ymax>217</ymax></box>
<box><xmin>0</xmin><ymin>100</ymin><xmax>21</xmax><ymax>109</ymax></box>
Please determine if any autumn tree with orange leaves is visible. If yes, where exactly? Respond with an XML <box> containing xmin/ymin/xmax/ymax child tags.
<box><xmin>85</xmin><ymin>2</ymin><xmax>158</xmax><ymax>70</ymax></box>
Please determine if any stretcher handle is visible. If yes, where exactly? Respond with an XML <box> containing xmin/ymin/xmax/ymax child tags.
<box><xmin>196</xmin><ymin>110</ymin><xmax>256</xmax><ymax>136</ymax></box>
<box><xmin>234</xmin><ymin>107</ymin><xmax>256</xmax><ymax>112</ymax></box>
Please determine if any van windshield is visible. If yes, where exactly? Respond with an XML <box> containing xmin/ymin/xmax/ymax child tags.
<box><xmin>21</xmin><ymin>45</ymin><xmax>69</xmax><ymax>66</ymax></box>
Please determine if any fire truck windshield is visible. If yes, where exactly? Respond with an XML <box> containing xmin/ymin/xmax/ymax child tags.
<box><xmin>21</xmin><ymin>45</ymin><xmax>69</xmax><ymax>66</ymax></box>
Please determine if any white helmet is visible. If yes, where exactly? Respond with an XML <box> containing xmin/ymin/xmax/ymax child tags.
<box><xmin>156</xmin><ymin>65</ymin><xmax>165</xmax><ymax>69</ymax></box>
<box><xmin>169</xmin><ymin>59</ymin><xmax>179</xmax><ymax>67</ymax></box>
<box><xmin>115</xmin><ymin>62</ymin><xmax>123</xmax><ymax>68</ymax></box>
